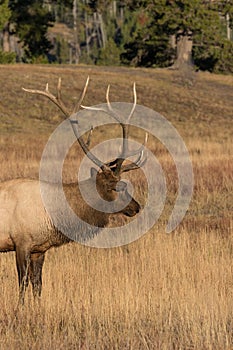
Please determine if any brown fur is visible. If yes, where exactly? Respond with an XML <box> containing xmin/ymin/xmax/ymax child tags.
<box><xmin>0</xmin><ymin>168</ymin><xmax>140</xmax><ymax>304</ymax></box>
<box><xmin>5</xmin><ymin>76</ymin><xmax>144</xmax><ymax>304</ymax></box>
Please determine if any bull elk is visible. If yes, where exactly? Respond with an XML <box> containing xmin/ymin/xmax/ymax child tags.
<box><xmin>0</xmin><ymin>77</ymin><xmax>147</xmax><ymax>304</ymax></box>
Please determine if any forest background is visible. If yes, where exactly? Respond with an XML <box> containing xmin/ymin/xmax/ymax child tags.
<box><xmin>0</xmin><ymin>1</ymin><xmax>233</xmax><ymax>73</ymax></box>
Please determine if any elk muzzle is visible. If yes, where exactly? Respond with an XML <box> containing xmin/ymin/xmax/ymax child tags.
<box><xmin>122</xmin><ymin>198</ymin><xmax>140</xmax><ymax>217</ymax></box>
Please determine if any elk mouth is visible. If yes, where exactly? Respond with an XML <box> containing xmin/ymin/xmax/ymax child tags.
<box><xmin>123</xmin><ymin>205</ymin><xmax>140</xmax><ymax>217</ymax></box>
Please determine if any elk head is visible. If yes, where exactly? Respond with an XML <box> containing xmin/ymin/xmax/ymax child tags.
<box><xmin>23</xmin><ymin>77</ymin><xmax>147</xmax><ymax>219</ymax></box>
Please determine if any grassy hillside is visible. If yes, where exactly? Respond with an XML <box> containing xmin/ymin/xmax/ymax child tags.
<box><xmin>0</xmin><ymin>64</ymin><xmax>232</xmax><ymax>349</ymax></box>
<box><xmin>0</xmin><ymin>65</ymin><xmax>232</xmax><ymax>139</ymax></box>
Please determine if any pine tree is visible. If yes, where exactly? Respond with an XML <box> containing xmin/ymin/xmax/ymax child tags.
<box><xmin>122</xmin><ymin>0</ymin><xmax>233</xmax><ymax>72</ymax></box>
<box><xmin>9</xmin><ymin>0</ymin><xmax>54</xmax><ymax>62</ymax></box>
<box><xmin>0</xmin><ymin>0</ymin><xmax>10</xmax><ymax>30</ymax></box>
<box><xmin>0</xmin><ymin>0</ymin><xmax>16</xmax><ymax>63</ymax></box>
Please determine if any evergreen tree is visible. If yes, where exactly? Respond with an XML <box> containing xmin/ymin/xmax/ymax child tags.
<box><xmin>0</xmin><ymin>0</ymin><xmax>16</xmax><ymax>63</ymax></box>
<box><xmin>219</xmin><ymin>0</ymin><xmax>233</xmax><ymax>28</ymax></box>
<box><xmin>122</xmin><ymin>0</ymin><xmax>233</xmax><ymax>72</ymax></box>
<box><xmin>121</xmin><ymin>7</ymin><xmax>174</xmax><ymax>67</ymax></box>
<box><xmin>98</xmin><ymin>37</ymin><xmax>121</xmax><ymax>65</ymax></box>
<box><xmin>9</xmin><ymin>0</ymin><xmax>54</xmax><ymax>61</ymax></box>
<box><xmin>0</xmin><ymin>0</ymin><xmax>11</xmax><ymax>30</ymax></box>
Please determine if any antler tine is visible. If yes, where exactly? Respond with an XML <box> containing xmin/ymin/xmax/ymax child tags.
<box><xmin>126</xmin><ymin>82</ymin><xmax>137</xmax><ymax>123</ymax></box>
<box><xmin>23</xmin><ymin>77</ymin><xmax>110</xmax><ymax>172</ymax></box>
<box><xmin>109</xmin><ymin>82</ymin><xmax>141</xmax><ymax>175</ymax></box>
<box><xmin>106</xmin><ymin>85</ymin><xmax>122</xmax><ymax>123</ymax></box>
<box><xmin>108</xmin><ymin>132</ymin><xmax>148</xmax><ymax>173</ymax></box>
<box><xmin>120</xmin><ymin>149</ymin><xmax>147</xmax><ymax>173</ymax></box>
<box><xmin>73</xmin><ymin>76</ymin><xmax>90</xmax><ymax>114</ymax></box>
<box><xmin>84</xmin><ymin>81</ymin><xmax>145</xmax><ymax>175</ymax></box>
<box><xmin>81</xmin><ymin>82</ymin><xmax>132</xmax><ymax>126</ymax></box>
<box><xmin>82</xmin><ymin>81</ymin><xmax>147</xmax><ymax>174</ymax></box>
<box><xmin>22</xmin><ymin>78</ymin><xmax>70</xmax><ymax>118</ymax></box>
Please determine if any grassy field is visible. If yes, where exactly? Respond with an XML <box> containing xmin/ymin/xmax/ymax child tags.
<box><xmin>0</xmin><ymin>64</ymin><xmax>232</xmax><ymax>349</ymax></box>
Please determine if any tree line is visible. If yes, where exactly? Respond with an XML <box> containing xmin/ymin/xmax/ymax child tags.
<box><xmin>0</xmin><ymin>0</ymin><xmax>233</xmax><ymax>73</ymax></box>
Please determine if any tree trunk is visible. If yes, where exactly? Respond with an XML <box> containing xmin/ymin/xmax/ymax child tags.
<box><xmin>84</xmin><ymin>9</ymin><xmax>90</xmax><ymax>56</ymax></box>
<box><xmin>72</xmin><ymin>0</ymin><xmax>80</xmax><ymax>64</ymax></box>
<box><xmin>226</xmin><ymin>13</ymin><xmax>231</xmax><ymax>40</ymax></box>
<box><xmin>172</xmin><ymin>33</ymin><xmax>194</xmax><ymax>70</ymax></box>
<box><xmin>98</xmin><ymin>12</ymin><xmax>106</xmax><ymax>48</ymax></box>
<box><xmin>2</xmin><ymin>22</ymin><xmax>10</xmax><ymax>52</ymax></box>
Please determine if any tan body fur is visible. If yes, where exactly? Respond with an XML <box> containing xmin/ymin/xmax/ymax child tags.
<box><xmin>1</xmin><ymin>76</ymin><xmax>145</xmax><ymax>304</ymax></box>
<box><xmin>0</xmin><ymin>170</ymin><xmax>140</xmax><ymax>303</ymax></box>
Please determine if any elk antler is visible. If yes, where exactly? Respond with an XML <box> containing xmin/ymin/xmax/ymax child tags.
<box><xmin>22</xmin><ymin>77</ymin><xmax>110</xmax><ymax>172</ymax></box>
<box><xmin>81</xmin><ymin>83</ymin><xmax>148</xmax><ymax>175</ymax></box>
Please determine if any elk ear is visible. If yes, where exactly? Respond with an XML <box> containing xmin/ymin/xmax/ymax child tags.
<box><xmin>90</xmin><ymin>167</ymin><xmax>98</xmax><ymax>178</ymax></box>
<box><xmin>115</xmin><ymin>181</ymin><xmax>127</xmax><ymax>192</ymax></box>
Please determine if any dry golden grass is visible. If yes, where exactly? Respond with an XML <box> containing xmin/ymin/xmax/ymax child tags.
<box><xmin>0</xmin><ymin>65</ymin><xmax>232</xmax><ymax>349</ymax></box>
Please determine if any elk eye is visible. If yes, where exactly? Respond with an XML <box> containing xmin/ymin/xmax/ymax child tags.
<box><xmin>115</xmin><ymin>181</ymin><xmax>127</xmax><ymax>192</ymax></box>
